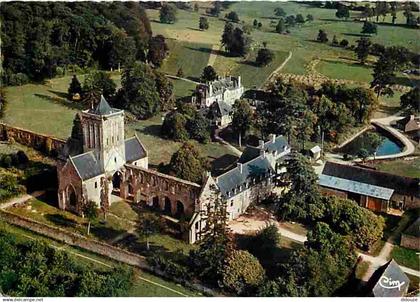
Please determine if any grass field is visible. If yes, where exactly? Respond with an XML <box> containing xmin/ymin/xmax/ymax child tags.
<box><xmin>391</xmin><ymin>246</ymin><xmax>420</xmax><ymax>271</ymax></box>
<box><xmin>316</xmin><ymin>59</ymin><xmax>374</xmax><ymax>83</ymax></box>
<box><xmin>0</xmin><ymin>221</ymin><xmax>198</xmax><ymax>297</ymax></box>
<box><xmin>374</xmin><ymin>158</ymin><xmax>420</xmax><ymax>178</ymax></box>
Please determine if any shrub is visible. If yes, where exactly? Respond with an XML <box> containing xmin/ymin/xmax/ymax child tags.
<box><xmin>147</xmin><ymin>255</ymin><xmax>192</xmax><ymax>282</ymax></box>
<box><xmin>340</xmin><ymin>39</ymin><xmax>349</xmax><ymax>48</ymax></box>
<box><xmin>222</xmin><ymin>250</ymin><xmax>265</xmax><ymax>295</ymax></box>
<box><xmin>250</xmin><ymin>224</ymin><xmax>280</xmax><ymax>259</ymax></box>
<box><xmin>8</xmin><ymin>73</ymin><xmax>29</xmax><ymax>86</ymax></box>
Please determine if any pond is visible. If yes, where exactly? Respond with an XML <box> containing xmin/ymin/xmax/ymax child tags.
<box><xmin>339</xmin><ymin>128</ymin><xmax>403</xmax><ymax>157</ymax></box>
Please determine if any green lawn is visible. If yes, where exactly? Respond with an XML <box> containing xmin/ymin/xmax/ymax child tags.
<box><xmin>0</xmin><ymin>221</ymin><xmax>199</xmax><ymax>297</ymax></box>
<box><xmin>374</xmin><ymin>158</ymin><xmax>420</xmax><ymax>178</ymax></box>
<box><xmin>317</xmin><ymin>59</ymin><xmax>374</xmax><ymax>83</ymax></box>
<box><xmin>391</xmin><ymin>246</ymin><xmax>420</xmax><ymax>271</ymax></box>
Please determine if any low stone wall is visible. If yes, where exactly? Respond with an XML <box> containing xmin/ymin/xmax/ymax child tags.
<box><xmin>0</xmin><ymin>210</ymin><xmax>217</xmax><ymax>296</ymax></box>
<box><xmin>400</xmin><ymin>234</ymin><xmax>420</xmax><ymax>250</ymax></box>
<box><xmin>0</xmin><ymin>123</ymin><xmax>66</xmax><ymax>156</ymax></box>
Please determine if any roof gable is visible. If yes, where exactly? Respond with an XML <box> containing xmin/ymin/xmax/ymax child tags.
<box><xmin>125</xmin><ymin>136</ymin><xmax>147</xmax><ymax>162</ymax></box>
<box><xmin>70</xmin><ymin>152</ymin><xmax>104</xmax><ymax>180</ymax></box>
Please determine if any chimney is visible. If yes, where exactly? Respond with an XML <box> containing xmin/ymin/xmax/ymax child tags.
<box><xmin>259</xmin><ymin>140</ymin><xmax>264</xmax><ymax>149</ymax></box>
<box><xmin>237</xmin><ymin>76</ymin><xmax>241</xmax><ymax>88</ymax></box>
<box><xmin>260</xmin><ymin>149</ymin><xmax>266</xmax><ymax>158</ymax></box>
<box><xmin>271</xmin><ymin>134</ymin><xmax>276</xmax><ymax>143</ymax></box>
<box><xmin>410</xmin><ymin>115</ymin><xmax>415</xmax><ymax>121</ymax></box>
<box><xmin>237</xmin><ymin>162</ymin><xmax>243</xmax><ymax>173</ymax></box>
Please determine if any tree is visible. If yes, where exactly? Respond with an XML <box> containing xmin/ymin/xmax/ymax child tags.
<box><xmin>138</xmin><ymin>213</ymin><xmax>160</xmax><ymax>250</ymax></box>
<box><xmin>209</xmin><ymin>1</ymin><xmax>222</xmax><ymax>17</ymax></box>
<box><xmin>83</xmin><ymin>71</ymin><xmax>116</xmax><ymax>101</ymax></box>
<box><xmin>168</xmin><ymin>142</ymin><xmax>209</xmax><ymax>183</ymax></box>
<box><xmin>147</xmin><ymin>35</ymin><xmax>169</xmax><ymax>67</ymax></box>
<box><xmin>401</xmin><ymin>87</ymin><xmax>419</xmax><ymax>113</ymax></box>
<box><xmin>296</xmin><ymin>110</ymin><xmax>317</xmax><ymax>150</ymax></box>
<box><xmin>306</xmin><ymin>14</ymin><xmax>314</xmax><ymax>22</ymax></box>
<box><xmin>226</xmin><ymin>11</ymin><xmax>239</xmax><ymax>23</ymax></box>
<box><xmin>340</xmin><ymin>39</ymin><xmax>349</xmax><ymax>47</ymax></box>
<box><xmin>194</xmin><ymin>3</ymin><xmax>199</xmax><ymax>12</ymax></box>
<box><xmin>317</xmin><ymin>29</ymin><xmax>328</xmax><ymax>43</ymax></box>
<box><xmin>154</xmin><ymin>70</ymin><xmax>175</xmax><ymax>110</ymax></box>
<box><xmin>232</xmin><ymin>99</ymin><xmax>253</xmax><ymax>147</ymax></box>
<box><xmin>357</xmin><ymin>148</ymin><xmax>370</xmax><ymax>162</ymax></box>
<box><xmin>253</xmin><ymin>19</ymin><xmax>258</xmax><ymax>28</ymax></box>
<box><xmin>256</xmin><ymin>48</ymin><xmax>274</xmax><ymax>66</ymax></box>
<box><xmin>335</xmin><ymin>5</ymin><xmax>350</xmax><ymax>20</ymax></box>
<box><xmin>276</xmin><ymin>153</ymin><xmax>323</xmax><ymax>223</ymax></box>
<box><xmin>331</xmin><ymin>35</ymin><xmax>338</xmax><ymax>46</ymax></box>
<box><xmin>285</xmin><ymin>15</ymin><xmax>296</xmax><ymax>27</ymax></box>
<box><xmin>189</xmin><ymin>195</ymin><xmax>234</xmax><ymax>285</ymax></box>
<box><xmin>186</xmin><ymin>112</ymin><xmax>211</xmax><ymax>143</ymax></box>
<box><xmin>371</xmin><ymin>54</ymin><xmax>396</xmax><ymax>99</ymax></box>
<box><xmin>176</xmin><ymin>67</ymin><xmax>184</xmax><ymax>77</ymax></box>
<box><xmin>249</xmin><ymin>224</ymin><xmax>280</xmax><ymax>259</ymax></box>
<box><xmin>274</xmin><ymin>7</ymin><xmax>286</xmax><ymax>17</ymax></box>
<box><xmin>0</xmin><ymin>88</ymin><xmax>7</xmax><ymax>119</ymax></box>
<box><xmin>221</xmin><ymin>23</ymin><xmax>252</xmax><ymax>56</ymax></box>
<box><xmin>161</xmin><ymin>111</ymin><xmax>189</xmax><ymax>141</ymax></box>
<box><xmin>276</xmin><ymin>18</ymin><xmax>286</xmax><ymax>34</ymax></box>
<box><xmin>117</xmin><ymin>62</ymin><xmax>161</xmax><ymax>119</ymax></box>
<box><xmin>160</xmin><ymin>4</ymin><xmax>177</xmax><ymax>24</ymax></box>
<box><xmin>361</xmin><ymin>21</ymin><xmax>377</xmax><ymax>35</ymax></box>
<box><xmin>82</xmin><ymin>200</ymin><xmax>98</xmax><ymax>235</ymax></box>
<box><xmin>222</xmin><ymin>250</ymin><xmax>265</xmax><ymax>295</ymax></box>
<box><xmin>201</xmin><ymin>65</ymin><xmax>218</xmax><ymax>82</ymax></box>
<box><xmin>355</xmin><ymin>37</ymin><xmax>371</xmax><ymax>64</ymax></box>
<box><xmin>296</xmin><ymin>14</ymin><xmax>305</xmax><ymax>24</ymax></box>
<box><xmin>68</xmin><ymin>75</ymin><xmax>82</xmax><ymax>98</ymax></box>
<box><xmin>106</xmin><ymin>28</ymin><xmax>136</xmax><ymax>70</ymax></box>
<box><xmin>199</xmin><ymin>16</ymin><xmax>209</xmax><ymax>31</ymax></box>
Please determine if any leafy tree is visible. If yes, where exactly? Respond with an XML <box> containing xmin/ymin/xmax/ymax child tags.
<box><xmin>194</xmin><ymin>3</ymin><xmax>199</xmax><ymax>12</ymax></box>
<box><xmin>199</xmin><ymin>16</ymin><xmax>209</xmax><ymax>31</ymax></box>
<box><xmin>106</xmin><ymin>28</ymin><xmax>136</xmax><ymax>70</ymax></box>
<box><xmin>249</xmin><ymin>224</ymin><xmax>280</xmax><ymax>259</ymax></box>
<box><xmin>285</xmin><ymin>15</ymin><xmax>296</xmax><ymax>27</ymax></box>
<box><xmin>400</xmin><ymin>87</ymin><xmax>420</xmax><ymax>113</ymax></box>
<box><xmin>256</xmin><ymin>48</ymin><xmax>274</xmax><ymax>66</ymax></box>
<box><xmin>276</xmin><ymin>153</ymin><xmax>323</xmax><ymax>223</ymax></box>
<box><xmin>82</xmin><ymin>200</ymin><xmax>98</xmax><ymax>235</ymax></box>
<box><xmin>222</xmin><ymin>250</ymin><xmax>265</xmax><ymax>295</ymax></box>
<box><xmin>138</xmin><ymin>213</ymin><xmax>160</xmax><ymax>250</ymax></box>
<box><xmin>209</xmin><ymin>1</ymin><xmax>222</xmax><ymax>17</ymax></box>
<box><xmin>361</xmin><ymin>21</ymin><xmax>377</xmax><ymax>35</ymax></box>
<box><xmin>362</xmin><ymin>5</ymin><xmax>374</xmax><ymax>21</ymax></box>
<box><xmin>296</xmin><ymin>110</ymin><xmax>317</xmax><ymax>150</ymax></box>
<box><xmin>0</xmin><ymin>88</ymin><xmax>7</xmax><ymax>119</ymax></box>
<box><xmin>357</xmin><ymin>148</ymin><xmax>370</xmax><ymax>162</ymax></box>
<box><xmin>276</xmin><ymin>18</ymin><xmax>286</xmax><ymax>33</ymax></box>
<box><xmin>176</xmin><ymin>67</ymin><xmax>184</xmax><ymax>77</ymax></box>
<box><xmin>306</xmin><ymin>14</ymin><xmax>314</xmax><ymax>22</ymax></box>
<box><xmin>257</xmin><ymin>22</ymin><xmax>262</xmax><ymax>29</ymax></box>
<box><xmin>274</xmin><ymin>7</ymin><xmax>286</xmax><ymax>17</ymax></box>
<box><xmin>335</xmin><ymin>5</ymin><xmax>350</xmax><ymax>20</ymax></box>
<box><xmin>168</xmin><ymin>142</ymin><xmax>209</xmax><ymax>183</ymax></box>
<box><xmin>147</xmin><ymin>35</ymin><xmax>169</xmax><ymax>67</ymax></box>
<box><xmin>117</xmin><ymin>62</ymin><xmax>161</xmax><ymax>119</ymax></box>
<box><xmin>161</xmin><ymin>111</ymin><xmax>189</xmax><ymax>141</ymax></box>
<box><xmin>68</xmin><ymin>75</ymin><xmax>82</xmax><ymax>98</ymax></box>
<box><xmin>253</xmin><ymin>19</ymin><xmax>258</xmax><ymax>28</ymax></box>
<box><xmin>355</xmin><ymin>37</ymin><xmax>371</xmax><ymax>64</ymax></box>
<box><xmin>331</xmin><ymin>35</ymin><xmax>338</xmax><ymax>46</ymax></box>
<box><xmin>186</xmin><ymin>112</ymin><xmax>211</xmax><ymax>143</ymax></box>
<box><xmin>201</xmin><ymin>65</ymin><xmax>218</xmax><ymax>82</ymax></box>
<box><xmin>226</xmin><ymin>11</ymin><xmax>239</xmax><ymax>23</ymax></box>
<box><xmin>189</xmin><ymin>195</ymin><xmax>234</xmax><ymax>285</ymax></box>
<box><xmin>317</xmin><ymin>29</ymin><xmax>328</xmax><ymax>43</ymax></box>
<box><xmin>232</xmin><ymin>99</ymin><xmax>254</xmax><ymax>147</ymax></box>
<box><xmin>296</xmin><ymin>14</ymin><xmax>305</xmax><ymax>24</ymax></box>
<box><xmin>154</xmin><ymin>70</ymin><xmax>175</xmax><ymax>110</ymax></box>
<box><xmin>340</xmin><ymin>39</ymin><xmax>349</xmax><ymax>47</ymax></box>
<box><xmin>221</xmin><ymin>23</ymin><xmax>252</xmax><ymax>56</ymax></box>
<box><xmin>371</xmin><ymin>54</ymin><xmax>396</xmax><ymax>99</ymax></box>
<box><xmin>83</xmin><ymin>71</ymin><xmax>116</xmax><ymax>100</ymax></box>
<box><xmin>160</xmin><ymin>4</ymin><xmax>177</xmax><ymax>24</ymax></box>
<box><xmin>257</xmin><ymin>280</ymin><xmax>281</xmax><ymax>297</ymax></box>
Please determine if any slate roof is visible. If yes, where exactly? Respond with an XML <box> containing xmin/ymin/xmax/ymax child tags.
<box><xmin>318</xmin><ymin>174</ymin><xmax>394</xmax><ymax>200</ymax></box>
<box><xmin>367</xmin><ymin>260</ymin><xmax>410</xmax><ymax>297</ymax></box>
<box><xmin>216</xmin><ymin>101</ymin><xmax>232</xmax><ymax>117</ymax></box>
<box><xmin>208</xmin><ymin>77</ymin><xmax>240</xmax><ymax>96</ymax></box>
<box><xmin>322</xmin><ymin>161</ymin><xmax>420</xmax><ymax>198</ymax></box>
<box><xmin>88</xmin><ymin>95</ymin><xmax>120</xmax><ymax>116</ymax></box>
<box><xmin>239</xmin><ymin>135</ymin><xmax>289</xmax><ymax>163</ymax></box>
<box><xmin>70</xmin><ymin>152</ymin><xmax>103</xmax><ymax>181</ymax></box>
<box><xmin>125</xmin><ymin>136</ymin><xmax>147</xmax><ymax>162</ymax></box>
<box><xmin>216</xmin><ymin>156</ymin><xmax>274</xmax><ymax>198</ymax></box>
<box><xmin>403</xmin><ymin>217</ymin><xmax>420</xmax><ymax>237</ymax></box>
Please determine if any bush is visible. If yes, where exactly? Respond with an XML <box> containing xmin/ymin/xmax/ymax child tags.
<box><xmin>222</xmin><ymin>250</ymin><xmax>265</xmax><ymax>295</ymax></box>
<box><xmin>147</xmin><ymin>255</ymin><xmax>192</xmax><ymax>282</ymax></box>
<box><xmin>8</xmin><ymin>73</ymin><xmax>29</xmax><ymax>86</ymax></box>
<box><xmin>340</xmin><ymin>39</ymin><xmax>349</xmax><ymax>48</ymax></box>
<box><xmin>256</xmin><ymin>48</ymin><xmax>274</xmax><ymax>66</ymax></box>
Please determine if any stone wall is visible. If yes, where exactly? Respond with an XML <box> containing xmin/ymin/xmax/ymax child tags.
<box><xmin>0</xmin><ymin>123</ymin><xmax>66</xmax><ymax>156</ymax></box>
<box><xmin>400</xmin><ymin>234</ymin><xmax>420</xmax><ymax>250</ymax></box>
<box><xmin>0</xmin><ymin>210</ymin><xmax>218</xmax><ymax>296</ymax></box>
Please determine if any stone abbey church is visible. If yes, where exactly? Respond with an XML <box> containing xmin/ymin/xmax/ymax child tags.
<box><xmin>58</xmin><ymin>96</ymin><xmax>290</xmax><ymax>243</ymax></box>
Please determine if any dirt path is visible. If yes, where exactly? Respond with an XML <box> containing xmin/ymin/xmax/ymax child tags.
<box><xmin>207</xmin><ymin>44</ymin><xmax>220</xmax><ymax>67</ymax></box>
<box><xmin>0</xmin><ymin>191</ymin><xmax>45</xmax><ymax>210</ymax></box>
<box><xmin>165</xmin><ymin>74</ymin><xmax>201</xmax><ymax>85</ymax></box>
<box><xmin>260</xmin><ymin>51</ymin><xmax>292</xmax><ymax>89</ymax></box>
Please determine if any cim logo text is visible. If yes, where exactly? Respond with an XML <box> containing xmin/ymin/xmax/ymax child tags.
<box><xmin>379</xmin><ymin>276</ymin><xmax>406</xmax><ymax>291</ymax></box>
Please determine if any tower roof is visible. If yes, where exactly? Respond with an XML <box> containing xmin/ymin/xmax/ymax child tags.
<box><xmin>89</xmin><ymin>95</ymin><xmax>115</xmax><ymax>115</ymax></box>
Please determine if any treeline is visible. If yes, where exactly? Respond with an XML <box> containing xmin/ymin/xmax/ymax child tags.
<box><xmin>1</xmin><ymin>2</ymin><xmax>152</xmax><ymax>85</ymax></box>
<box><xmin>0</xmin><ymin>230</ymin><xmax>133</xmax><ymax>296</ymax></box>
